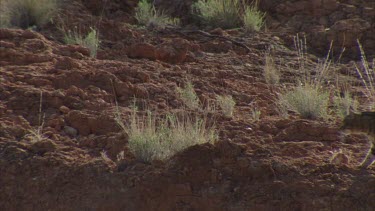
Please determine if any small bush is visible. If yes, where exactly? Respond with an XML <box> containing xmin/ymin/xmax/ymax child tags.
<box><xmin>216</xmin><ymin>95</ymin><xmax>235</xmax><ymax>117</ymax></box>
<box><xmin>176</xmin><ymin>82</ymin><xmax>200</xmax><ymax>110</ymax></box>
<box><xmin>263</xmin><ymin>53</ymin><xmax>280</xmax><ymax>85</ymax></box>
<box><xmin>0</xmin><ymin>0</ymin><xmax>57</xmax><ymax>29</ymax></box>
<box><xmin>63</xmin><ymin>27</ymin><xmax>100</xmax><ymax>58</ymax></box>
<box><xmin>116</xmin><ymin>108</ymin><xmax>217</xmax><ymax>163</ymax></box>
<box><xmin>278</xmin><ymin>84</ymin><xmax>330</xmax><ymax>120</ymax></box>
<box><xmin>193</xmin><ymin>0</ymin><xmax>242</xmax><ymax>29</ymax></box>
<box><xmin>243</xmin><ymin>4</ymin><xmax>265</xmax><ymax>32</ymax></box>
<box><xmin>334</xmin><ymin>91</ymin><xmax>358</xmax><ymax>119</ymax></box>
<box><xmin>135</xmin><ymin>0</ymin><xmax>179</xmax><ymax>28</ymax></box>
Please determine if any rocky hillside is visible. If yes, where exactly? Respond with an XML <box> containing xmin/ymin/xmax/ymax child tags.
<box><xmin>0</xmin><ymin>0</ymin><xmax>374</xmax><ymax>210</ymax></box>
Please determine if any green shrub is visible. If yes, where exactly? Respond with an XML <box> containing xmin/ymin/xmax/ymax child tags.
<box><xmin>63</xmin><ymin>27</ymin><xmax>100</xmax><ymax>58</ymax></box>
<box><xmin>278</xmin><ymin>84</ymin><xmax>330</xmax><ymax>120</ymax></box>
<box><xmin>116</xmin><ymin>108</ymin><xmax>217</xmax><ymax>163</ymax></box>
<box><xmin>176</xmin><ymin>82</ymin><xmax>200</xmax><ymax>110</ymax></box>
<box><xmin>135</xmin><ymin>0</ymin><xmax>179</xmax><ymax>28</ymax></box>
<box><xmin>243</xmin><ymin>4</ymin><xmax>265</xmax><ymax>32</ymax></box>
<box><xmin>0</xmin><ymin>0</ymin><xmax>57</xmax><ymax>29</ymax></box>
<box><xmin>334</xmin><ymin>91</ymin><xmax>358</xmax><ymax>119</ymax></box>
<box><xmin>216</xmin><ymin>95</ymin><xmax>236</xmax><ymax>117</ymax></box>
<box><xmin>193</xmin><ymin>0</ymin><xmax>242</xmax><ymax>29</ymax></box>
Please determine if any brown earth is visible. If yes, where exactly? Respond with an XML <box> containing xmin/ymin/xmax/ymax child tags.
<box><xmin>0</xmin><ymin>0</ymin><xmax>375</xmax><ymax>210</ymax></box>
<box><xmin>159</xmin><ymin>0</ymin><xmax>375</xmax><ymax>60</ymax></box>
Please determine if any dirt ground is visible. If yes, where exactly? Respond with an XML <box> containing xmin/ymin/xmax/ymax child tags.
<box><xmin>0</xmin><ymin>0</ymin><xmax>374</xmax><ymax>210</ymax></box>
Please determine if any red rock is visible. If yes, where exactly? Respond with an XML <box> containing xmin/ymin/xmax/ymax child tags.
<box><xmin>127</xmin><ymin>43</ymin><xmax>156</xmax><ymax>60</ymax></box>
<box><xmin>59</xmin><ymin>106</ymin><xmax>70</xmax><ymax>114</ymax></box>
<box><xmin>66</xmin><ymin>110</ymin><xmax>91</xmax><ymax>136</ymax></box>
<box><xmin>0</xmin><ymin>41</ymin><xmax>15</xmax><ymax>48</ymax></box>
<box><xmin>54</xmin><ymin>57</ymin><xmax>82</xmax><ymax>70</ymax></box>
<box><xmin>155</xmin><ymin>38</ymin><xmax>190</xmax><ymax>64</ymax></box>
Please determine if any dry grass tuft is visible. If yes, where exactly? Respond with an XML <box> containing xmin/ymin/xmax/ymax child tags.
<box><xmin>278</xmin><ymin>84</ymin><xmax>330</xmax><ymax>120</ymax></box>
<box><xmin>334</xmin><ymin>90</ymin><xmax>358</xmax><ymax>119</ymax></box>
<box><xmin>63</xmin><ymin>27</ymin><xmax>100</xmax><ymax>58</ymax></box>
<box><xmin>243</xmin><ymin>2</ymin><xmax>265</xmax><ymax>32</ymax></box>
<box><xmin>216</xmin><ymin>95</ymin><xmax>236</xmax><ymax>117</ymax></box>
<box><xmin>115</xmin><ymin>107</ymin><xmax>217</xmax><ymax>163</ymax></box>
<box><xmin>193</xmin><ymin>0</ymin><xmax>242</xmax><ymax>29</ymax></box>
<box><xmin>135</xmin><ymin>0</ymin><xmax>179</xmax><ymax>29</ymax></box>
<box><xmin>176</xmin><ymin>82</ymin><xmax>201</xmax><ymax>110</ymax></box>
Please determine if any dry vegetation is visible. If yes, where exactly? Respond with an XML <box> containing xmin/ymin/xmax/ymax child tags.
<box><xmin>216</xmin><ymin>95</ymin><xmax>236</xmax><ymax>118</ymax></box>
<box><xmin>63</xmin><ymin>27</ymin><xmax>100</xmax><ymax>58</ymax></box>
<box><xmin>116</xmin><ymin>107</ymin><xmax>217</xmax><ymax>162</ymax></box>
<box><xmin>0</xmin><ymin>0</ymin><xmax>58</xmax><ymax>28</ymax></box>
<box><xmin>135</xmin><ymin>0</ymin><xmax>179</xmax><ymax>28</ymax></box>
<box><xmin>1</xmin><ymin>0</ymin><xmax>375</xmax><ymax>208</ymax></box>
<box><xmin>193</xmin><ymin>0</ymin><xmax>265</xmax><ymax>31</ymax></box>
<box><xmin>0</xmin><ymin>0</ymin><xmax>370</xmax><ymax>162</ymax></box>
<box><xmin>176</xmin><ymin>82</ymin><xmax>201</xmax><ymax>110</ymax></box>
<box><xmin>355</xmin><ymin>40</ymin><xmax>375</xmax><ymax>109</ymax></box>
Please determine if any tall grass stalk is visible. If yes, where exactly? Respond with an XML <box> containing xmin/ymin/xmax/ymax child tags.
<box><xmin>293</xmin><ymin>34</ymin><xmax>308</xmax><ymax>82</ymax></box>
<box><xmin>354</xmin><ymin>40</ymin><xmax>375</xmax><ymax>109</ymax></box>
<box><xmin>263</xmin><ymin>53</ymin><xmax>280</xmax><ymax>85</ymax></box>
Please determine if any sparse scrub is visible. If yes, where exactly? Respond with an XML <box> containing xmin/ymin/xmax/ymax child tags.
<box><xmin>0</xmin><ymin>0</ymin><xmax>57</xmax><ymax>29</ymax></box>
<box><xmin>176</xmin><ymin>82</ymin><xmax>200</xmax><ymax>110</ymax></box>
<box><xmin>63</xmin><ymin>27</ymin><xmax>100</xmax><ymax>58</ymax></box>
<box><xmin>193</xmin><ymin>0</ymin><xmax>242</xmax><ymax>29</ymax></box>
<box><xmin>115</xmin><ymin>108</ymin><xmax>217</xmax><ymax>163</ymax></box>
<box><xmin>216</xmin><ymin>95</ymin><xmax>236</xmax><ymax>117</ymax></box>
<box><xmin>135</xmin><ymin>0</ymin><xmax>179</xmax><ymax>28</ymax></box>
<box><xmin>263</xmin><ymin>53</ymin><xmax>280</xmax><ymax>85</ymax></box>
<box><xmin>276</xmin><ymin>35</ymin><xmax>336</xmax><ymax>120</ymax></box>
<box><xmin>278</xmin><ymin>84</ymin><xmax>330</xmax><ymax>120</ymax></box>
<box><xmin>243</xmin><ymin>3</ymin><xmax>265</xmax><ymax>32</ymax></box>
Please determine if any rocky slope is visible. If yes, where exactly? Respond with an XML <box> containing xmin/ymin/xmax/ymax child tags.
<box><xmin>0</xmin><ymin>0</ymin><xmax>374</xmax><ymax>210</ymax></box>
